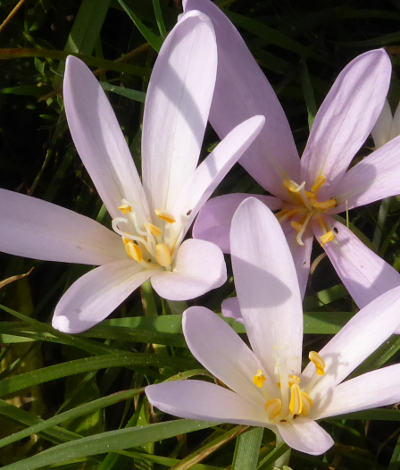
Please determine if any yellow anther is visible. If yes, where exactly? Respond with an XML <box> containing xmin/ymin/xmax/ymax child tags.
<box><xmin>320</xmin><ymin>230</ymin><xmax>335</xmax><ymax>246</ymax></box>
<box><xmin>253</xmin><ymin>369</ymin><xmax>266</xmax><ymax>388</ymax></box>
<box><xmin>301</xmin><ymin>391</ymin><xmax>313</xmax><ymax>416</ymax></box>
<box><xmin>309</xmin><ymin>351</ymin><xmax>325</xmax><ymax>376</ymax></box>
<box><xmin>289</xmin><ymin>383</ymin><xmax>303</xmax><ymax>416</ymax></box>
<box><xmin>311</xmin><ymin>174</ymin><xmax>326</xmax><ymax>193</ymax></box>
<box><xmin>265</xmin><ymin>398</ymin><xmax>282</xmax><ymax>420</ymax></box>
<box><xmin>122</xmin><ymin>237</ymin><xmax>143</xmax><ymax>263</ymax></box>
<box><xmin>146</xmin><ymin>223</ymin><xmax>162</xmax><ymax>238</ymax></box>
<box><xmin>155</xmin><ymin>209</ymin><xmax>176</xmax><ymax>224</ymax></box>
<box><xmin>155</xmin><ymin>243</ymin><xmax>172</xmax><ymax>267</ymax></box>
<box><xmin>288</xmin><ymin>374</ymin><xmax>301</xmax><ymax>386</ymax></box>
<box><xmin>118</xmin><ymin>203</ymin><xmax>132</xmax><ymax>214</ymax></box>
<box><xmin>283</xmin><ymin>179</ymin><xmax>299</xmax><ymax>193</ymax></box>
<box><xmin>312</xmin><ymin>198</ymin><xmax>337</xmax><ymax>210</ymax></box>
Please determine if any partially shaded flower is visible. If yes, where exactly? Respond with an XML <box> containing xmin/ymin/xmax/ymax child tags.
<box><xmin>0</xmin><ymin>11</ymin><xmax>265</xmax><ymax>333</ymax></box>
<box><xmin>146</xmin><ymin>198</ymin><xmax>400</xmax><ymax>456</ymax></box>
<box><xmin>185</xmin><ymin>0</ymin><xmax>400</xmax><ymax>322</ymax></box>
<box><xmin>372</xmin><ymin>99</ymin><xmax>400</xmax><ymax>147</ymax></box>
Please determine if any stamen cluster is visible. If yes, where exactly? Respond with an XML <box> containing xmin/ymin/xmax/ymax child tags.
<box><xmin>252</xmin><ymin>351</ymin><xmax>325</xmax><ymax>424</ymax></box>
<box><xmin>276</xmin><ymin>175</ymin><xmax>337</xmax><ymax>246</ymax></box>
<box><xmin>112</xmin><ymin>199</ymin><xmax>178</xmax><ymax>269</ymax></box>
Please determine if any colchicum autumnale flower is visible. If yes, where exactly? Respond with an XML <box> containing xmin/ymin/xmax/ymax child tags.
<box><xmin>185</xmin><ymin>0</ymin><xmax>400</xmax><ymax>327</ymax></box>
<box><xmin>146</xmin><ymin>197</ymin><xmax>400</xmax><ymax>456</ymax></box>
<box><xmin>0</xmin><ymin>11</ymin><xmax>265</xmax><ymax>333</ymax></box>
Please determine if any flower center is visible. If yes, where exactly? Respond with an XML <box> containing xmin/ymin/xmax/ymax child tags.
<box><xmin>252</xmin><ymin>350</ymin><xmax>325</xmax><ymax>424</ymax></box>
<box><xmin>276</xmin><ymin>175</ymin><xmax>337</xmax><ymax>246</ymax></box>
<box><xmin>111</xmin><ymin>199</ymin><xmax>177</xmax><ymax>269</ymax></box>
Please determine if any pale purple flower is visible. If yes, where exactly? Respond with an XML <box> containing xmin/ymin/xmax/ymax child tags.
<box><xmin>0</xmin><ymin>11</ymin><xmax>265</xmax><ymax>333</ymax></box>
<box><xmin>146</xmin><ymin>197</ymin><xmax>400</xmax><ymax>456</ymax></box>
<box><xmin>372</xmin><ymin>99</ymin><xmax>400</xmax><ymax>147</ymax></box>
<box><xmin>185</xmin><ymin>0</ymin><xmax>400</xmax><ymax>326</ymax></box>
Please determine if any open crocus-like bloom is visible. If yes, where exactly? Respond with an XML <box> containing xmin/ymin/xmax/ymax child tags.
<box><xmin>185</xmin><ymin>0</ymin><xmax>400</xmax><ymax>322</ymax></box>
<box><xmin>0</xmin><ymin>11</ymin><xmax>265</xmax><ymax>333</ymax></box>
<box><xmin>146</xmin><ymin>198</ymin><xmax>400</xmax><ymax>456</ymax></box>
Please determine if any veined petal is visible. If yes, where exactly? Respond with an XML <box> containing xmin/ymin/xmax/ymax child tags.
<box><xmin>193</xmin><ymin>194</ymin><xmax>282</xmax><ymax>253</ymax></box>
<box><xmin>150</xmin><ymin>238</ymin><xmax>226</xmax><ymax>300</ymax></box>
<box><xmin>333</xmin><ymin>135</ymin><xmax>400</xmax><ymax>211</ymax></box>
<box><xmin>301</xmin><ymin>49</ymin><xmax>391</xmax><ymax>194</ymax></box>
<box><xmin>63</xmin><ymin>56</ymin><xmax>149</xmax><ymax>221</ymax></box>
<box><xmin>313</xmin><ymin>218</ymin><xmax>400</xmax><ymax>310</ymax></box>
<box><xmin>175</xmin><ymin>115</ymin><xmax>265</xmax><ymax>239</ymax></box>
<box><xmin>371</xmin><ymin>99</ymin><xmax>393</xmax><ymax>148</ymax></box>
<box><xmin>183</xmin><ymin>306</ymin><xmax>265</xmax><ymax>403</ymax></box>
<box><xmin>317</xmin><ymin>364</ymin><xmax>400</xmax><ymax>419</ymax></box>
<box><xmin>277</xmin><ymin>418</ymin><xmax>334</xmax><ymax>456</ymax></box>
<box><xmin>302</xmin><ymin>284</ymin><xmax>400</xmax><ymax>393</ymax></box>
<box><xmin>183</xmin><ymin>0</ymin><xmax>300</xmax><ymax>197</ymax></box>
<box><xmin>230</xmin><ymin>198</ymin><xmax>303</xmax><ymax>377</ymax></box>
<box><xmin>221</xmin><ymin>297</ymin><xmax>243</xmax><ymax>323</ymax></box>
<box><xmin>142</xmin><ymin>11</ymin><xmax>217</xmax><ymax>212</ymax></box>
<box><xmin>52</xmin><ymin>260</ymin><xmax>154</xmax><ymax>333</ymax></box>
<box><xmin>0</xmin><ymin>189</ymin><xmax>124</xmax><ymax>265</ymax></box>
<box><xmin>146</xmin><ymin>380</ymin><xmax>269</xmax><ymax>427</ymax></box>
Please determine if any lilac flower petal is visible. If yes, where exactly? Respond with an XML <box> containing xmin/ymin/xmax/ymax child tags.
<box><xmin>150</xmin><ymin>239</ymin><xmax>226</xmax><ymax>300</ymax></box>
<box><xmin>221</xmin><ymin>297</ymin><xmax>243</xmax><ymax>323</ymax></box>
<box><xmin>183</xmin><ymin>306</ymin><xmax>265</xmax><ymax>403</ymax></box>
<box><xmin>230</xmin><ymin>198</ymin><xmax>303</xmax><ymax>377</ymax></box>
<box><xmin>175</xmin><ymin>115</ymin><xmax>265</xmax><ymax>237</ymax></box>
<box><xmin>313</xmin><ymin>218</ymin><xmax>400</xmax><ymax>310</ymax></box>
<box><xmin>183</xmin><ymin>0</ymin><xmax>300</xmax><ymax>197</ymax></box>
<box><xmin>333</xmin><ymin>135</ymin><xmax>400</xmax><ymax>211</ymax></box>
<box><xmin>302</xmin><ymin>283</ymin><xmax>400</xmax><ymax>392</ymax></box>
<box><xmin>0</xmin><ymin>189</ymin><xmax>124</xmax><ymax>265</ymax></box>
<box><xmin>277</xmin><ymin>418</ymin><xmax>334</xmax><ymax>456</ymax></box>
<box><xmin>146</xmin><ymin>380</ymin><xmax>268</xmax><ymax>427</ymax></box>
<box><xmin>52</xmin><ymin>260</ymin><xmax>154</xmax><ymax>333</ymax></box>
<box><xmin>317</xmin><ymin>364</ymin><xmax>400</xmax><ymax>419</ymax></box>
<box><xmin>193</xmin><ymin>193</ymin><xmax>282</xmax><ymax>253</ymax></box>
<box><xmin>371</xmin><ymin>99</ymin><xmax>392</xmax><ymax>148</ymax></box>
<box><xmin>301</xmin><ymin>49</ymin><xmax>391</xmax><ymax>194</ymax></box>
<box><xmin>142</xmin><ymin>11</ymin><xmax>217</xmax><ymax>212</ymax></box>
<box><xmin>391</xmin><ymin>100</ymin><xmax>400</xmax><ymax>137</ymax></box>
<box><xmin>63</xmin><ymin>56</ymin><xmax>148</xmax><ymax>221</ymax></box>
<box><xmin>284</xmin><ymin>225</ymin><xmax>313</xmax><ymax>299</ymax></box>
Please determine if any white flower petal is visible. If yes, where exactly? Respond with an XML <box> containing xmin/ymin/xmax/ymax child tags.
<box><xmin>313</xmin><ymin>218</ymin><xmax>400</xmax><ymax>310</ymax></box>
<box><xmin>142</xmin><ymin>11</ymin><xmax>217</xmax><ymax>212</ymax></box>
<box><xmin>301</xmin><ymin>49</ymin><xmax>391</xmax><ymax>195</ymax></box>
<box><xmin>183</xmin><ymin>0</ymin><xmax>301</xmax><ymax>197</ymax></box>
<box><xmin>193</xmin><ymin>193</ymin><xmax>282</xmax><ymax>253</ymax></box>
<box><xmin>371</xmin><ymin>99</ymin><xmax>393</xmax><ymax>148</ymax></box>
<box><xmin>230</xmin><ymin>198</ymin><xmax>303</xmax><ymax>377</ymax></box>
<box><xmin>183</xmin><ymin>306</ymin><xmax>265</xmax><ymax>403</ymax></box>
<box><xmin>277</xmin><ymin>418</ymin><xmax>334</xmax><ymax>456</ymax></box>
<box><xmin>64</xmin><ymin>56</ymin><xmax>148</xmax><ymax>221</ymax></box>
<box><xmin>146</xmin><ymin>380</ymin><xmax>269</xmax><ymax>427</ymax></box>
<box><xmin>317</xmin><ymin>364</ymin><xmax>400</xmax><ymax>419</ymax></box>
<box><xmin>150</xmin><ymin>238</ymin><xmax>226</xmax><ymax>300</ymax></box>
<box><xmin>302</xmin><ymin>283</ymin><xmax>400</xmax><ymax>393</ymax></box>
<box><xmin>221</xmin><ymin>297</ymin><xmax>243</xmax><ymax>323</ymax></box>
<box><xmin>175</xmin><ymin>115</ymin><xmax>265</xmax><ymax>238</ymax></box>
<box><xmin>0</xmin><ymin>189</ymin><xmax>124</xmax><ymax>265</ymax></box>
<box><xmin>52</xmin><ymin>260</ymin><xmax>154</xmax><ymax>333</ymax></box>
<box><xmin>333</xmin><ymin>135</ymin><xmax>400</xmax><ymax>211</ymax></box>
